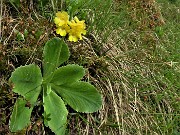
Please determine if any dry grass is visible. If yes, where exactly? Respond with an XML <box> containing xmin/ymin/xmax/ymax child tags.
<box><xmin>0</xmin><ymin>0</ymin><xmax>179</xmax><ymax>135</ymax></box>
<box><xmin>66</xmin><ymin>1</ymin><xmax>179</xmax><ymax>134</ymax></box>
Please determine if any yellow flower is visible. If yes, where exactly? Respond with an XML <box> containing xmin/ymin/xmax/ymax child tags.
<box><xmin>54</xmin><ymin>11</ymin><xmax>69</xmax><ymax>27</ymax></box>
<box><xmin>54</xmin><ymin>11</ymin><xmax>87</xmax><ymax>41</ymax></box>
<box><xmin>68</xmin><ymin>16</ymin><xmax>86</xmax><ymax>42</ymax></box>
<box><xmin>54</xmin><ymin>11</ymin><xmax>70</xmax><ymax>36</ymax></box>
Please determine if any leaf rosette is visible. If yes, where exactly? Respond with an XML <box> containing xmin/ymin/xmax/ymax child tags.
<box><xmin>9</xmin><ymin>37</ymin><xmax>102</xmax><ymax>135</ymax></box>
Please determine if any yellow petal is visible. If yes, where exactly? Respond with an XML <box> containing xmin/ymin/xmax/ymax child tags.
<box><xmin>64</xmin><ymin>25</ymin><xmax>70</xmax><ymax>33</ymax></box>
<box><xmin>56</xmin><ymin>28</ymin><xmax>67</xmax><ymax>36</ymax></box>
<box><xmin>69</xmin><ymin>35</ymin><xmax>78</xmax><ymax>42</ymax></box>
<box><xmin>56</xmin><ymin>11</ymin><xmax>68</xmax><ymax>18</ymax></box>
<box><xmin>60</xmin><ymin>30</ymin><xmax>67</xmax><ymax>36</ymax></box>
<box><xmin>74</xmin><ymin>16</ymin><xmax>79</xmax><ymax>22</ymax></box>
<box><xmin>58</xmin><ymin>21</ymin><xmax>65</xmax><ymax>26</ymax></box>
<box><xmin>56</xmin><ymin>11</ymin><xmax>62</xmax><ymax>17</ymax></box>
<box><xmin>82</xmin><ymin>30</ymin><xmax>86</xmax><ymax>35</ymax></box>
<box><xmin>54</xmin><ymin>17</ymin><xmax>61</xmax><ymax>25</ymax></box>
<box><xmin>79</xmin><ymin>35</ymin><xmax>82</xmax><ymax>40</ymax></box>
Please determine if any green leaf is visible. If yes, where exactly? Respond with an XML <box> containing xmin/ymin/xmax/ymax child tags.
<box><xmin>51</xmin><ymin>64</ymin><xmax>85</xmax><ymax>85</ymax></box>
<box><xmin>9</xmin><ymin>98</ymin><xmax>33</xmax><ymax>132</ymax></box>
<box><xmin>43</xmin><ymin>37</ymin><xmax>62</xmax><ymax>80</ymax></box>
<box><xmin>43</xmin><ymin>37</ymin><xmax>69</xmax><ymax>82</ymax></box>
<box><xmin>16</xmin><ymin>31</ymin><xmax>25</xmax><ymax>41</ymax></box>
<box><xmin>52</xmin><ymin>82</ymin><xmax>102</xmax><ymax>113</ymax></box>
<box><xmin>43</xmin><ymin>87</ymin><xmax>68</xmax><ymax>135</ymax></box>
<box><xmin>58</xmin><ymin>41</ymin><xmax>70</xmax><ymax>66</ymax></box>
<box><xmin>10</xmin><ymin>64</ymin><xmax>42</xmax><ymax>104</ymax></box>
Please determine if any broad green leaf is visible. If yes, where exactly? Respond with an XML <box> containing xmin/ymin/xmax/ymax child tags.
<box><xmin>43</xmin><ymin>37</ymin><xmax>70</xmax><ymax>82</ymax></box>
<box><xmin>10</xmin><ymin>64</ymin><xmax>42</xmax><ymax>104</ymax></box>
<box><xmin>23</xmin><ymin>86</ymin><xmax>42</xmax><ymax>105</ymax></box>
<box><xmin>43</xmin><ymin>37</ymin><xmax>62</xmax><ymax>80</ymax></box>
<box><xmin>43</xmin><ymin>87</ymin><xmax>68</xmax><ymax>135</ymax></box>
<box><xmin>58</xmin><ymin>41</ymin><xmax>70</xmax><ymax>66</ymax></box>
<box><xmin>52</xmin><ymin>82</ymin><xmax>102</xmax><ymax>113</ymax></box>
<box><xmin>10</xmin><ymin>98</ymin><xmax>33</xmax><ymax>132</ymax></box>
<box><xmin>50</xmin><ymin>64</ymin><xmax>85</xmax><ymax>85</ymax></box>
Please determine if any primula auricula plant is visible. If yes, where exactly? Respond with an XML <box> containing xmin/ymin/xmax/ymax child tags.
<box><xmin>54</xmin><ymin>11</ymin><xmax>86</xmax><ymax>42</ymax></box>
<box><xmin>9</xmin><ymin>37</ymin><xmax>102</xmax><ymax>135</ymax></box>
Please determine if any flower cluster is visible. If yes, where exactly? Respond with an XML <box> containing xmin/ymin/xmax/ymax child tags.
<box><xmin>54</xmin><ymin>11</ymin><xmax>86</xmax><ymax>42</ymax></box>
